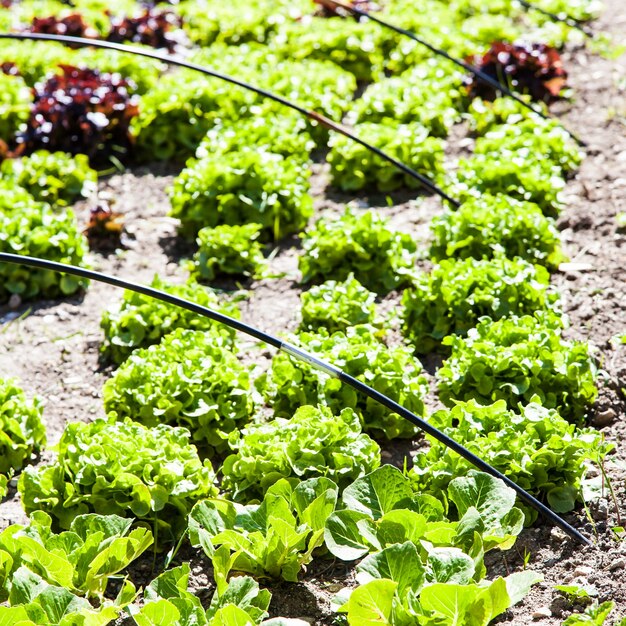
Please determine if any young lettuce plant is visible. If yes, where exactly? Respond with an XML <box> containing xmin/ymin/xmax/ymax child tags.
<box><xmin>189</xmin><ymin>477</ymin><xmax>338</xmax><ymax>582</ymax></box>
<box><xmin>0</xmin><ymin>568</ymin><xmax>128</xmax><ymax>626</ymax></box>
<box><xmin>100</xmin><ymin>276</ymin><xmax>239</xmax><ymax>366</ymax></box>
<box><xmin>437</xmin><ymin>311</ymin><xmax>598</xmax><ymax>422</ymax></box>
<box><xmin>449</xmin><ymin>149</ymin><xmax>566</xmax><ymax>217</ymax></box>
<box><xmin>326</xmin><ymin>467</ymin><xmax>539</xmax><ymax>625</ymax></box>
<box><xmin>299</xmin><ymin>208</ymin><xmax>417</xmax><ymax>295</ymax></box>
<box><xmin>169</xmin><ymin>148</ymin><xmax>313</xmax><ymax>241</ymax></box>
<box><xmin>0</xmin><ymin>512</ymin><xmax>152</xmax><ymax>601</ymax></box>
<box><xmin>401</xmin><ymin>255</ymin><xmax>558</xmax><ymax>354</ymax></box>
<box><xmin>189</xmin><ymin>223</ymin><xmax>267</xmax><ymax>283</ymax></box>
<box><xmin>221</xmin><ymin>405</ymin><xmax>380</xmax><ymax>502</ymax></box>
<box><xmin>429</xmin><ymin>193</ymin><xmax>566</xmax><ymax>270</ymax></box>
<box><xmin>0</xmin><ymin>198</ymin><xmax>88</xmax><ymax>303</ymax></box>
<box><xmin>196</xmin><ymin>109</ymin><xmax>315</xmax><ymax>161</ymax></box>
<box><xmin>0</xmin><ymin>378</ymin><xmax>46</xmax><ymax>478</ymax></box>
<box><xmin>0</xmin><ymin>72</ymin><xmax>31</xmax><ymax>142</ymax></box>
<box><xmin>128</xmin><ymin>562</ymin><xmax>273</xmax><ymax>626</ymax></box>
<box><xmin>103</xmin><ymin>328</ymin><xmax>256</xmax><ymax>456</ymax></box>
<box><xmin>409</xmin><ymin>400</ymin><xmax>609</xmax><ymax>515</ymax></box>
<box><xmin>350</xmin><ymin>59</ymin><xmax>465</xmax><ymax>137</ymax></box>
<box><xmin>299</xmin><ymin>273</ymin><xmax>377</xmax><ymax>333</ymax></box>
<box><xmin>327</xmin><ymin>121</ymin><xmax>445</xmax><ymax>192</ymax></box>
<box><xmin>18</xmin><ymin>419</ymin><xmax>218</xmax><ymax>544</ymax></box>
<box><xmin>0</xmin><ymin>151</ymin><xmax>97</xmax><ymax>207</ymax></box>
<box><xmin>261</xmin><ymin>325</ymin><xmax>429</xmax><ymax>439</ymax></box>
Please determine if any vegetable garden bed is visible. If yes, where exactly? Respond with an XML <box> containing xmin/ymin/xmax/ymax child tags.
<box><xmin>0</xmin><ymin>0</ymin><xmax>626</xmax><ymax>623</ymax></box>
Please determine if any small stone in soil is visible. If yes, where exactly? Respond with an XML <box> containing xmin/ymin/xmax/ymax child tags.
<box><xmin>532</xmin><ymin>607</ymin><xmax>552</xmax><ymax>619</ymax></box>
<box><xmin>608</xmin><ymin>557</ymin><xmax>626</xmax><ymax>571</ymax></box>
<box><xmin>8</xmin><ymin>294</ymin><xmax>21</xmax><ymax>309</ymax></box>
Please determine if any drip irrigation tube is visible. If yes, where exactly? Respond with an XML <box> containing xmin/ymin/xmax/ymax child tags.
<box><xmin>0</xmin><ymin>252</ymin><xmax>593</xmax><ymax>547</ymax></box>
<box><xmin>317</xmin><ymin>0</ymin><xmax>587</xmax><ymax>147</ymax></box>
<box><xmin>517</xmin><ymin>0</ymin><xmax>595</xmax><ymax>38</ymax></box>
<box><xmin>0</xmin><ymin>31</ymin><xmax>459</xmax><ymax>208</ymax></box>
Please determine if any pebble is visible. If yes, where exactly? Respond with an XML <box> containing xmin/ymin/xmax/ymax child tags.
<box><xmin>608</xmin><ymin>558</ymin><xmax>626</xmax><ymax>571</ymax></box>
<box><xmin>592</xmin><ymin>408</ymin><xmax>617</xmax><ymax>426</ymax></box>
<box><xmin>574</xmin><ymin>566</ymin><xmax>593</xmax><ymax>577</ymax></box>
<box><xmin>8</xmin><ymin>294</ymin><xmax>21</xmax><ymax>309</ymax></box>
<box><xmin>532</xmin><ymin>607</ymin><xmax>552</xmax><ymax>619</ymax></box>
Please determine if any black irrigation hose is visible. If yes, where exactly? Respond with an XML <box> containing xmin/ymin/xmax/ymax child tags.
<box><xmin>0</xmin><ymin>32</ymin><xmax>460</xmax><ymax>208</ymax></box>
<box><xmin>0</xmin><ymin>252</ymin><xmax>592</xmax><ymax>547</ymax></box>
<box><xmin>517</xmin><ymin>0</ymin><xmax>595</xmax><ymax>38</ymax></box>
<box><xmin>320</xmin><ymin>0</ymin><xmax>587</xmax><ymax>148</ymax></box>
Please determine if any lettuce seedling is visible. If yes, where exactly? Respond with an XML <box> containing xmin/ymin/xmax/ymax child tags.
<box><xmin>190</xmin><ymin>223</ymin><xmax>267</xmax><ymax>282</ymax></box>
<box><xmin>299</xmin><ymin>208</ymin><xmax>417</xmax><ymax>295</ymax></box>
<box><xmin>328</xmin><ymin>121</ymin><xmax>445</xmax><ymax>192</ymax></box>
<box><xmin>100</xmin><ymin>276</ymin><xmax>239</xmax><ymax>365</ymax></box>
<box><xmin>0</xmin><ymin>378</ymin><xmax>46</xmax><ymax>477</ymax></box>
<box><xmin>0</xmin><ymin>200</ymin><xmax>88</xmax><ymax>303</ymax></box>
<box><xmin>299</xmin><ymin>273</ymin><xmax>377</xmax><ymax>333</ymax></box>
<box><xmin>0</xmin><ymin>512</ymin><xmax>152</xmax><ymax>601</ymax></box>
<box><xmin>351</xmin><ymin>60</ymin><xmax>465</xmax><ymax>137</ymax></box>
<box><xmin>128</xmin><ymin>562</ymin><xmax>272</xmax><ymax>625</ymax></box>
<box><xmin>0</xmin><ymin>568</ymin><xmax>126</xmax><ymax>626</ymax></box>
<box><xmin>0</xmin><ymin>72</ymin><xmax>31</xmax><ymax>142</ymax></box>
<box><xmin>221</xmin><ymin>405</ymin><xmax>380</xmax><ymax>502</ymax></box>
<box><xmin>437</xmin><ymin>311</ymin><xmax>598</xmax><ymax>422</ymax></box>
<box><xmin>430</xmin><ymin>194</ymin><xmax>566</xmax><ymax>270</ymax></box>
<box><xmin>401</xmin><ymin>255</ymin><xmax>557</xmax><ymax>353</ymax></box>
<box><xmin>19</xmin><ymin>419</ymin><xmax>218</xmax><ymax>544</ymax></box>
<box><xmin>104</xmin><ymin>329</ymin><xmax>255</xmax><ymax>456</ymax></box>
<box><xmin>450</xmin><ymin>149</ymin><xmax>566</xmax><ymax>217</ymax></box>
<box><xmin>190</xmin><ymin>477</ymin><xmax>338</xmax><ymax>582</ymax></box>
<box><xmin>410</xmin><ymin>400</ymin><xmax>609</xmax><ymax>514</ymax></box>
<box><xmin>262</xmin><ymin>325</ymin><xmax>428</xmax><ymax>439</ymax></box>
<box><xmin>1</xmin><ymin>151</ymin><xmax>97</xmax><ymax>207</ymax></box>
<box><xmin>169</xmin><ymin>148</ymin><xmax>313</xmax><ymax>241</ymax></box>
<box><xmin>325</xmin><ymin>466</ymin><xmax>524</xmax><ymax>562</ymax></box>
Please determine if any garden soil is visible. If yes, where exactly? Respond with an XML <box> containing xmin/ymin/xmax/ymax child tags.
<box><xmin>1</xmin><ymin>2</ymin><xmax>626</xmax><ymax>623</ymax></box>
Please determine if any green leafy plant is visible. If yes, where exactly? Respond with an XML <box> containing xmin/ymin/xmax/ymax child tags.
<box><xmin>430</xmin><ymin>194</ymin><xmax>566</xmax><ymax>270</ymax></box>
<box><xmin>273</xmin><ymin>19</ymin><xmax>384</xmax><ymax>82</ymax></box>
<box><xmin>100</xmin><ymin>276</ymin><xmax>239</xmax><ymax>366</ymax></box>
<box><xmin>18</xmin><ymin>418</ymin><xmax>218</xmax><ymax>543</ymax></box>
<box><xmin>466</xmin><ymin>96</ymin><xmax>542</xmax><ymax>135</ymax></box>
<box><xmin>0</xmin><ymin>201</ymin><xmax>88</xmax><ymax>303</ymax></box>
<box><xmin>299</xmin><ymin>273</ymin><xmax>377</xmax><ymax>333</ymax></box>
<box><xmin>221</xmin><ymin>405</ymin><xmax>380</xmax><ymax>502</ymax></box>
<box><xmin>326</xmin><ymin>467</ymin><xmax>539</xmax><ymax>625</ymax></box>
<box><xmin>409</xmin><ymin>400</ymin><xmax>609</xmax><ymax>515</ymax></box>
<box><xmin>129</xmin><ymin>562</ymin><xmax>273</xmax><ymax>625</ymax></box>
<box><xmin>401</xmin><ymin>255</ymin><xmax>557</xmax><ymax>353</ymax></box>
<box><xmin>103</xmin><ymin>329</ymin><xmax>255</xmax><ymax>456</ymax></box>
<box><xmin>0</xmin><ymin>568</ymin><xmax>126</xmax><ymax>626</ymax></box>
<box><xmin>325</xmin><ymin>466</ymin><xmax>524</xmax><ymax>562</ymax></box>
<box><xmin>262</xmin><ymin>325</ymin><xmax>429</xmax><ymax>439</ymax></box>
<box><xmin>437</xmin><ymin>311</ymin><xmax>598</xmax><ymax>422</ymax></box>
<box><xmin>169</xmin><ymin>148</ymin><xmax>313</xmax><ymax>241</ymax></box>
<box><xmin>0</xmin><ymin>378</ymin><xmax>46</xmax><ymax>477</ymax></box>
<box><xmin>563</xmin><ymin>601</ymin><xmax>622</xmax><ymax>625</ymax></box>
<box><xmin>0</xmin><ymin>511</ymin><xmax>152</xmax><ymax>601</ymax></box>
<box><xmin>0</xmin><ymin>73</ymin><xmax>31</xmax><ymax>142</ymax></box>
<box><xmin>299</xmin><ymin>208</ymin><xmax>417</xmax><ymax>295</ymax></box>
<box><xmin>450</xmin><ymin>149</ymin><xmax>566</xmax><ymax>217</ymax></box>
<box><xmin>189</xmin><ymin>477</ymin><xmax>338</xmax><ymax>582</ymax></box>
<box><xmin>351</xmin><ymin>60</ymin><xmax>465</xmax><ymax>137</ymax></box>
<box><xmin>474</xmin><ymin>118</ymin><xmax>583</xmax><ymax>173</ymax></box>
<box><xmin>0</xmin><ymin>151</ymin><xmax>97</xmax><ymax>207</ymax></box>
<box><xmin>196</xmin><ymin>110</ymin><xmax>315</xmax><ymax>161</ymax></box>
<box><xmin>131</xmin><ymin>68</ymin><xmax>256</xmax><ymax>162</ymax></box>
<box><xmin>190</xmin><ymin>223</ymin><xmax>266</xmax><ymax>282</ymax></box>
<box><xmin>328</xmin><ymin>121</ymin><xmax>445</xmax><ymax>192</ymax></box>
